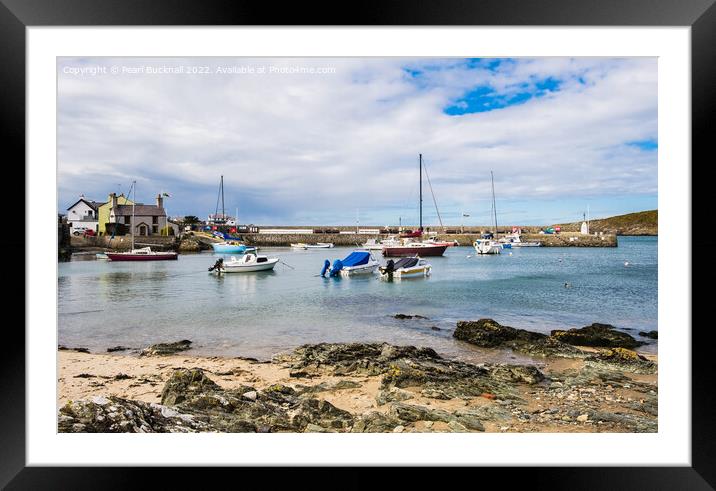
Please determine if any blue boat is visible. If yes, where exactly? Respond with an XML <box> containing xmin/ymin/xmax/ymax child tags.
<box><xmin>212</xmin><ymin>242</ymin><xmax>247</xmax><ymax>254</ymax></box>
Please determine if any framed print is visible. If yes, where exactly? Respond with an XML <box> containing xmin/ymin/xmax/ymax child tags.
<box><xmin>4</xmin><ymin>0</ymin><xmax>713</xmax><ymax>487</ymax></box>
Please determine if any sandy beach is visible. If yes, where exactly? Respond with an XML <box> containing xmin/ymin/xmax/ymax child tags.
<box><xmin>58</xmin><ymin>326</ymin><xmax>657</xmax><ymax>433</ymax></box>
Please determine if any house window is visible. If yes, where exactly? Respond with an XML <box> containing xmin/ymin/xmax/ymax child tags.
<box><xmin>124</xmin><ymin>216</ymin><xmax>131</xmax><ymax>224</ymax></box>
<box><xmin>152</xmin><ymin>225</ymin><xmax>159</xmax><ymax>234</ymax></box>
<box><xmin>152</xmin><ymin>216</ymin><xmax>158</xmax><ymax>224</ymax></box>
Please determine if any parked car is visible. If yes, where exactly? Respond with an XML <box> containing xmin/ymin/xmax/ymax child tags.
<box><xmin>83</xmin><ymin>229</ymin><xmax>96</xmax><ymax>237</ymax></box>
<box><xmin>72</xmin><ymin>227</ymin><xmax>89</xmax><ymax>236</ymax></box>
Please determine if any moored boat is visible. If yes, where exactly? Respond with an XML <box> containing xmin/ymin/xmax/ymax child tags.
<box><xmin>208</xmin><ymin>253</ymin><xmax>279</xmax><ymax>273</ymax></box>
<box><xmin>106</xmin><ymin>247</ymin><xmax>178</xmax><ymax>261</ymax></box>
<box><xmin>379</xmin><ymin>256</ymin><xmax>432</xmax><ymax>279</ymax></box>
<box><xmin>382</xmin><ymin>242</ymin><xmax>447</xmax><ymax>257</ymax></box>
<box><xmin>306</xmin><ymin>242</ymin><xmax>334</xmax><ymax>249</ymax></box>
<box><xmin>212</xmin><ymin>242</ymin><xmax>248</xmax><ymax>253</ymax></box>
<box><xmin>320</xmin><ymin>250</ymin><xmax>379</xmax><ymax>277</ymax></box>
<box><xmin>473</xmin><ymin>239</ymin><xmax>502</xmax><ymax>255</ymax></box>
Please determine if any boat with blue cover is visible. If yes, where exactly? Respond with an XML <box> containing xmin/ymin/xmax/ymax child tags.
<box><xmin>320</xmin><ymin>250</ymin><xmax>379</xmax><ymax>277</ymax></box>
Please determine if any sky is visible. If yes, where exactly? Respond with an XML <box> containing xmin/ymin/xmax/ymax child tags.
<box><xmin>57</xmin><ymin>57</ymin><xmax>657</xmax><ymax>226</ymax></box>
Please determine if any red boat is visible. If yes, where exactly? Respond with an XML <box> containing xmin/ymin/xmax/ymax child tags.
<box><xmin>106</xmin><ymin>247</ymin><xmax>178</xmax><ymax>261</ymax></box>
<box><xmin>382</xmin><ymin>243</ymin><xmax>447</xmax><ymax>257</ymax></box>
<box><xmin>399</xmin><ymin>230</ymin><xmax>423</xmax><ymax>238</ymax></box>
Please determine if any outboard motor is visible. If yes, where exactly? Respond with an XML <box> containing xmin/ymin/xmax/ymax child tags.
<box><xmin>329</xmin><ymin>259</ymin><xmax>344</xmax><ymax>277</ymax></box>
<box><xmin>208</xmin><ymin>258</ymin><xmax>224</xmax><ymax>272</ymax></box>
<box><xmin>319</xmin><ymin>259</ymin><xmax>330</xmax><ymax>277</ymax></box>
<box><xmin>381</xmin><ymin>259</ymin><xmax>396</xmax><ymax>280</ymax></box>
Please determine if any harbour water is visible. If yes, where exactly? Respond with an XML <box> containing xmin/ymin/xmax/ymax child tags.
<box><xmin>58</xmin><ymin>236</ymin><xmax>657</xmax><ymax>362</ymax></box>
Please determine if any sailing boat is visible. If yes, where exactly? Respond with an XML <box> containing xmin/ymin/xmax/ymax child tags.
<box><xmin>211</xmin><ymin>176</ymin><xmax>248</xmax><ymax>254</ymax></box>
<box><xmin>106</xmin><ymin>181</ymin><xmax>178</xmax><ymax>261</ymax></box>
<box><xmin>473</xmin><ymin>171</ymin><xmax>502</xmax><ymax>255</ymax></box>
<box><xmin>383</xmin><ymin>154</ymin><xmax>447</xmax><ymax>257</ymax></box>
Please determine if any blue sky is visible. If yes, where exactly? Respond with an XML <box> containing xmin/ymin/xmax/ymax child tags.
<box><xmin>57</xmin><ymin>57</ymin><xmax>657</xmax><ymax>225</ymax></box>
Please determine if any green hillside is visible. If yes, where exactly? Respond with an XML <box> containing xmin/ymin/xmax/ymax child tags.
<box><xmin>555</xmin><ymin>210</ymin><xmax>657</xmax><ymax>236</ymax></box>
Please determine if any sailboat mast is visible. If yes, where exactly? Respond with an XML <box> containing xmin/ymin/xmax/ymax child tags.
<box><xmin>419</xmin><ymin>154</ymin><xmax>423</xmax><ymax>231</ymax></box>
<box><xmin>491</xmin><ymin>171</ymin><xmax>498</xmax><ymax>238</ymax></box>
<box><xmin>220</xmin><ymin>175</ymin><xmax>225</xmax><ymax>223</ymax></box>
<box><xmin>132</xmin><ymin>180</ymin><xmax>136</xmax><ymax>249</ymax></box>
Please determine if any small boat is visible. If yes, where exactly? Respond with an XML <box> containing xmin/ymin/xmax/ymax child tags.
<box><xmin>95</xmin><ymin>252</ymin><xmax>109</xmax><ymax>260</ymax></box>
<box><xmin>208</xmin><ymin>253</ymin><xmax>279</xmax><ymax>273</ymax></box>
<box><xmin>473</xmin><ymin>239</ymin><xmax>502</xmax><ymax>255</ymax></box>
<box><xmin>320</xmin><ymin>250</ymin><xmax>379</xmax><ymax>277</ymax></box>
<box><xmin>383</xmin><ymin>242</ymin><xmax>447</xmax><ymax>257</ymax></box>
<box><xmin>362</xmin><ymin>236</ymin><xmax>401</xmax><ymax>250</ymax></box>
<box><xmin>291</xmin><ymin>243</ymin><xmax>308</xmax><ymax>249</ymax></box>
<box><xmin>106</xmin><ymin>181</ymin><xmax>178</xmax><ymax>261</ymax></box>
<box><xmin>508</xmin><ymin>236</ymin><xmax>541</xmax><ymax>247</ymax></box>
<box><xmin>106</xmin><ymin>247</ymin><xmax>178</xmax><ymax>261</ymax></box>
<box><xmin>212</xmin><ymin>242</ymin><xmax>247</xmax><ymax>253</ymax></box>
<box><xmin>361</xmin><ymin>238</ymin><xmax>384</xmax><ymax>251</ymax></box>
<box><xmin>472</xmin><ymin>171</ymin><xmax>504</xmax><ymax>256</ymax></box>
<box><xmin>379</xmin><ymin>256</ymin><xmax>432</xmax><ymax>280</ymax></box>
<box><xmin>423</xmin><ymin>235</ymin><xmax>459</xmax><ymax>247</ymax></box>
<box><xmin>306</xmin><ymin>242</ymin><xmax>334</xmax><ymax>249</ymax></box>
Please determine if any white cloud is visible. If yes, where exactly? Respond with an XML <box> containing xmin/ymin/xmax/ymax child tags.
<box><xmin>57</xmin><ymin>57</ymin><xmax>657</xmax><ymax>224</ymax></box>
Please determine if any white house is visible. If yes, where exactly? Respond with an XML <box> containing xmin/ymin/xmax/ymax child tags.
<box><xmin>66</xmin><ymin>197</ymin><xmax>101</xmax><ymax>234</ymax></box>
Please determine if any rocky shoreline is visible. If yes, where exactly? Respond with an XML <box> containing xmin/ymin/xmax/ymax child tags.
<box><xmin>58</xmin><ymin>319</ymin><xmax>657</xmax><ymax>433</ymax></box>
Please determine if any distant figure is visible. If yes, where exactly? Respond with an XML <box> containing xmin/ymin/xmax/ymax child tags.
<box><xmin>624</xmin><ymin>261</ymin><xmax>630</xmax><ymax>267</ymax></box>
<box><xmin>564</xmin><ymin>282</ymin><xmax>571</xmax><ymax>288</ymax></box>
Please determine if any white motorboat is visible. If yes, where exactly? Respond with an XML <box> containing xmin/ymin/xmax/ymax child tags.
<box><xmin>379</xmin><ymin>256</ymin><xmax>432</xmax><ymax>280</ymax></box>
<box><xmin>291</xmin><ymin>242</ymin><xmax>334</xmax><ymax>250</ymax></box>
<box><xmin>362</xmin><ymin>236</ymin><xmax>401</xmax><ymax>250</ymax></box>
<box><xmin>361</xmin><ymin>238</ymin><xmax>384</xmax><ymax>251</ymax></box>
<box><xmin>473</xmin><ymin>239</ymin><xmax>502</xmax><ymax>255</ymax></box>
<box><xmin>306</xmin><ymin>242</ymin><xmax>334</xmax><ymax>249</ymax></box>
<box><xmin>208</xmin><ymin>253</ymin><xmax>279</xmax><ymax>273</ymax></box>
<box><xmin>320</xmin><ymin>250</ymin><xmax>379</xmax><ymax>277</ymax></box>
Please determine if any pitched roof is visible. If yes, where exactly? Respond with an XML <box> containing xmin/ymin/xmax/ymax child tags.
<box><xmin>114</xmin><ymin>204</ymin><xmax>166</xmax><ymax>217</ymax></box>
<box><xmin>67</xmin><ymin>198</ymin><xmax>102</xmax><ymax>211</ymax></box>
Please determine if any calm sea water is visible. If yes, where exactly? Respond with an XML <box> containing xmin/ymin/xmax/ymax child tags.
<box><xmin>58</xmin><ymin>236</ymin><xmax>657</xmax><ymax>362</ymax></box>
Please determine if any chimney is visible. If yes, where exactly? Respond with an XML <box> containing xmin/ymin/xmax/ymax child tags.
<box><xmin>156</xmin><ymin>193</ymin><xmax>163</xmax><ymax>209</ymax></box>
<box><xmin>109</xmin><ymin>192</ymin><xmax>117</xmax><ymax>209</ymax></box>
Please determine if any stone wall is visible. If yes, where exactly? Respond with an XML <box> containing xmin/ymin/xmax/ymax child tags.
<box><xmin>240</xmin><ymin>232</ymin><xmax>617</xmax><ymax>247</ymax></box>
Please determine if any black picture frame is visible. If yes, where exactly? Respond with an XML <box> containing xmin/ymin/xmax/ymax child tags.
<box><xmin>4</xmin><ymin>0</ymin><xmax>711</xmax><ymax>488</ymax></box>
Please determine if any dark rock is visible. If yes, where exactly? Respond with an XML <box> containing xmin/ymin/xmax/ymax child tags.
<box><xmin>584</xmin><ymin>348</ymin><xmax>657</xmax><ymax>374</ymax></box>
<box><xmin>58</xmin><ymin>396</ymin><xmax>208</xmax><ymax>433</ymax></box>
<box><xmin>454</xmin><ymin>319</ymin><xmax>584</xmax><ymax>358</ymax></box>
<box><xmin>389</xmin><ymin>403</ymin><xmax>452</xmax><ymax>423</ymax></box>
<box><xmin>376</xmin><ymin>387</ymin><xmax>413</xmax><ymax>406</ymax></box>
<box><xmin>107</xmin><ymin>346</ymin><xmax>129</xmax><ymax>352</ymax></box>
<box><xmin>638</xmin><ymin>330</ymin><xmax>658</xmax><ymax>339</ymax></box>
<box><xmin>430</xmin><ymin>326</ymin><xmax>442</xmax><ymax>331</ymax></box>
<box><xmin>59</xmin><ymin>346</ymin><xmax>90</xmax><ymax>353</ymax></box>
<box><xmin>140</xmin><ymin>340</ymin><xmax>193</xmax><ymax>357</ymax></box>
<box><xmin>276</xmin><ymin>342</ymin><xmax>440</xmax><ymax>377</ymax></box>
<box><xmin>551</xmin><ymin>323</ymin><xmax>644</xmax><ymax>348</ymax></box>
<box><xmin>74</xmin><ymin>373</ymin><xmax>96</xmax><ymax>378</ymax></box>
<box><xmin>351</xmin><ymin>412</ymin><xmax>403</xmax><ymax>433</ymax></box>
<box><xmin>114</xmin><ymin>373</ymin><xmax>133</xmax><ymax>380</ymax></box>
<box><xmin>489</xmin><ymin>365</ymin><xmax>545</xmax><ymax>385</ymax></box>
<box><xmin>454</xmin><ymin>318</ymin><xmax>544</xmax><ymax>347</ymax></box>
<box><xmin>394</xmin><ymin>314</ymin><xmax>428</xmax><ymax>320</ymax></box>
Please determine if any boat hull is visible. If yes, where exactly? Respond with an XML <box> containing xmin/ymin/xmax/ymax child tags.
<box><xmin>106</xmin><ymin>252</ymin><xmax>178</xmax><ymax>261</ymax></box>
<box><xmin>381</xmin><ymin>265</ymin><xmax>431</xmax><ymax>279</ymax></box>
<box><xmin>382</xmin><ymin>245</ymin><xmax>447</xmax><ymax>257</ymax></box>
<box><xmin>212</xmin><ymin>243</ymin><xmax>247</xmax><ymax>253</ymax></box>
<box><xmin>338</xmin><ymin>263</ymin><xmax>379</xmax><ymax>277</ymax></box>
<box><xmin>217</xmin><ymin>258</ymin><xmax>279</xmax><ymax>273</ymax></box>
